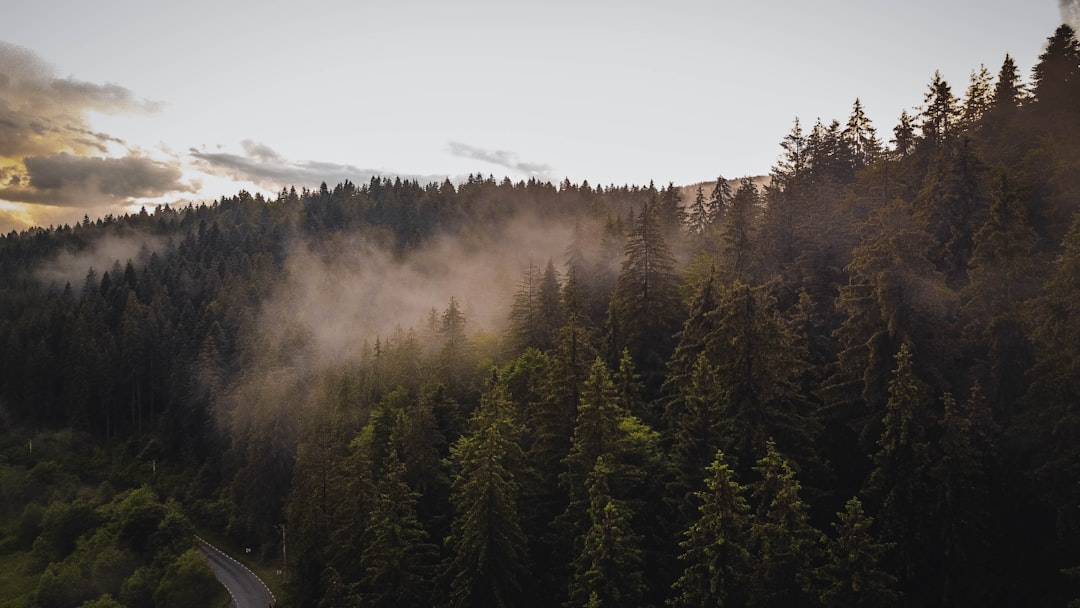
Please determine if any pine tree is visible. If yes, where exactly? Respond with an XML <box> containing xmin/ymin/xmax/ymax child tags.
<box><xmin>864</xmin><ymin>344</ymin><xmax>937</xmax><ymax>603</ymax></box>
<box><xmin>828</xmin><ymin>198</ymin><xmax>954</xmax><ymax>430</ymax></box>
<box><xmin>1032</xmin><ymin>25</ymin><xmax>1080</xmax><ymax>119</ymax></box>
<box><xmin>962</xmin><ymin>167</ymin><xmax>1040</xmax><ymax>412</ymax></box>
<box><xmin>569</xmin><ymin>456</ymin><xmax>647</xmax><ymax>608</ymax></box>
<box><xmin>669</xmin><ymin>449</ymin><xmax>751</xmax><ymax>608</ymax></box>
<box><xmin>961</xmin><ymin>64</ymin><xmax>994</xmax><ymax>129</ymax></box>
<box><xmin>667</xmin><ymin>353</ymin><xmax>725</xmax><ymax>523</ymax></box>
<box><xmin>932</xmin><ymin>391</ymin><xmax>994</xmax><ymax>607</ymax></box>
<box><xmin>709</xmin><ymin>176</ymin><xmax>733</xmax><ymax>227</ymax></box>
<box><xmin>706</xmin><ymin>282</ymin><xmax>819</xmax><ymax>476</ymax></box>
<box><xmin>445</xmin><ymin>379</ymin><xmax>529</xmax><ymax>608</ymax></box>
<box><xmin>606</xmin><ymin>196</ymin><xmax>684</xmax><ymax>394</ymax></box>
<box><xmin>720</xmin><ymin>178</ymin><xmax>760</xmax><ymax>282</ymax></box>
<box><xmin>357</xmin><ymin>452</ymin><xmax>438</xmax><ymax>608</ymax></box>
<box><xmin>921</xmin><ymin>71</ymin><xmax>962</xmax><ymax>150</ymax></box>
<box><xmin>747</xmin><ymin>440</ymin><xmax>824</xmax><ymax>608</ymax></box>
<box><xmin>842</xmin><ymin>98</ymin><xmax>882</xmax><ymax>171</ymax></box>
<box><xmin>915</xmin><ymin>134</ymin><xmax>991</xmax><ymax>286</ymax></box>
<box><xmin>818</xmin><ymin>497</ymin><xmax>898</xmax><ymax>608</ymax></box>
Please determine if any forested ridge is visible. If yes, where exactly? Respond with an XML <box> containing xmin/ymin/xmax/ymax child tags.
<box><xmin>2</xmin><ymin>24</ymin><xmax>1080</xmax><ymax>608</ymax></box>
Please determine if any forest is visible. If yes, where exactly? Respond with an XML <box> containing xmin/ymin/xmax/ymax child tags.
<box><xmin>1</xmin><ymin>23</ymin><xmax>1079</xmax><ymax>608</ymax></box>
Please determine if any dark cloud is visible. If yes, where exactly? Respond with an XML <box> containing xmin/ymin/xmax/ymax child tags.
<box><xmin>0</xmin><ymin>153</ymin><xmax>193</xmax><ymax>208</ymax></box>
<box><xmin>191</xmin><ymin>141</ymin><xmax>446</xmax><ymax>189</ymax></box>
<box><xmin>448</xmin><ymin>141</ymin><xmax>552</xmax><ymax>177</ymax></box>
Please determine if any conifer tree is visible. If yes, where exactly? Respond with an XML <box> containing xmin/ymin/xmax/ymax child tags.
<box><xmin>720</xmin><ymin>179</ymin><xmax>760</xmax><ymax>281</ymax></box>
<box><xmin>818</xmin><ymin>497</ymin><xmax>898</xmax><ymax>608</ymax></box>
<box><xmin>962</xmin><ymin>167</ymin><xmax>1040</xmax><ymax>411</ymax></box>
<box><xmin>747</xmin><ymin>440</ymin><xmax>823</xmax><ymax>608</ymax></box>
<box><xmin>1032</xmin><ymin>25</ymin><xmax>1080</xmax><ymax>119</ymax></box>
<box><xmin>865</xmin><ymin>344</ymin><xmax>937</xmax><ymax>603</ymax></box>
<box><xmin>357</xmin><ymin>452</ymin><xmax>438</xmax><ymax>608</ymax></box>
<box><xmin>569</xmin><ymin>456</ymin><xmax>647</xmax><ymax>608</ymax></box>
<box><xmin>445</xmin><ymin>380</ymin><xmax>529</xmax><ymax>608</ymax></box>
<box><xmin>932</xmin><ymin>392</ymin><xmax>993</xmax><ymax>607</ymax></box>
<box><xmin>842</xmin><ymin>98</ymin><xmax>882</xmax><ymax>171</ymax></box>
<box><xmin>706</xmin><ymin>282</ymin><xmax>819</xmax><ymax>476</ymax></box>
<box><xmin>921</xmin><ymin>71</ymin><xmax>962</xmax><ymax>151</ymax></box>
<box><xmin>669</xmin><ymin>449</ymin><xmax>751</xmax><ymax>608</ymax></box>
<box><xmin>606</xmin><ymin>196</ymin><xmax>683</xmax><ymax>394</ymax></box>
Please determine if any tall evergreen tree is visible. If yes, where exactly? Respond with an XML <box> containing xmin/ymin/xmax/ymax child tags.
<box><xmin>747</xmin><ymin>440</ymin><xmax>824</xmax><ymax>608</ymax></box>
<box><xmin>817</xmin><ymin>497</ymin><xmax>898</xmax><ymax>608</ymax></box>
<box><xmin>569</xmin><ymin>456</ymin><xmax>647</xmax><ymax>608</ymax></box>
<box><xmin>669</xmin><ymin>449</ymin><xmax>751</xmax><ymax>608</ymax></box>
<box><xmin>1031</xmin><ymin>25</ymin><xmax>1080</xmax><ymax>119</ymax></box>
<box><xmin>357</xmin><ymin>452</ymin><xmax>438</xmax><ymax>608</ymax></box>
<box><xmin>864</xmin><ymin>344</ymin><xmax>937</xmax><ymax>604</ymax></box>
<box><xmin>606</xmin><ymin>196</ymin><xmax>684</xmax><ymax>395</ymax></box>
<box><xmin>445</xmin><ymin>379</ymin><xmax>530</xmax><ymax>608</ymax></box>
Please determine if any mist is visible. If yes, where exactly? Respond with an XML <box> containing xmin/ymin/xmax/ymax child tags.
<box><xmin>255</xmin><ymin>209</ymin><xmax>577</xmax><ymax>369</ymax></box>
<box><xmin>34</xmin><ymin>230</ymin><xmax>166</xmax><ymax>288</ymax></box>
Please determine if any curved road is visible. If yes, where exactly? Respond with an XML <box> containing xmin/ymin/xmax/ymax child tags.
<box><xmin>198</xmin><ymin>538</ymin><xmax>276</xmax><ymax>608</ymax></box>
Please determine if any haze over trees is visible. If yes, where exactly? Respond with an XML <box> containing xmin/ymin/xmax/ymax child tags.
<box><xmin>1</xmin><ymin>23</ymin><xmax>1079</xmax><ymax>608</ymax></box>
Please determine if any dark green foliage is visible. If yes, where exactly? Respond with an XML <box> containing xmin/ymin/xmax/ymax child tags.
<box><xmin>817</xmin><ymin>497</ymin><xmax>898</xmax><ymax>608</ymax></box>
<box><xmin>747</xmin><ymin>440</ymin><xmax>823</xmax><ymax>608</ymax></box>
<box><xmin>569</xmin><ymin>456</ymin><xmax>647</xmax><ymax>608</ymax></box>
<box><xmin>864</xmin><ymin>344</ymin><xmax>937</xmax><ymax>602</ymax></box>
<box><xmin>356</xmin><ymin>452</ymin><xmax>438</xmax><ymax>607</ymax></box>
<box><xmin>606</xmin><ymin>195</ymin><xmax>684</xmax><ymax>394</ymax></box>
<box><xmin>669</xmin><ymin>449</ymin><xmax>751</xmax><ymax>608</ymax></box>
<box><xmin>445</xmin><ymin>379</ymin><xmax>530</xmax><ymax>608</ymax></box>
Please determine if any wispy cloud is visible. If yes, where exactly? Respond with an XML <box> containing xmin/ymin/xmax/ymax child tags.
<box><xmin>447</xmin><ymin>141</ymin><xmax>552</xmax><ymax>178</ymax></box>
<box><xmin>190</xmin><ymin>140</ymin><xmax>446</xmax><ymax>190</ymax></box>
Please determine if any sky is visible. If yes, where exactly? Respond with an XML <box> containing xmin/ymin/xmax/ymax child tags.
<box><xmin>0</xmin><ymin>0</ymin><xmax>1073</xmax><ymax>233</ymax></box>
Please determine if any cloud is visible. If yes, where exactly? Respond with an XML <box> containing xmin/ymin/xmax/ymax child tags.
<box><xmin>1062</xmin><ymin>0</ymin><xmax>1080</xmax><ymax>30</ymax></box>
<box><xmin>0</xmin><ymin>41</ymin><xmax>175</xmax><ymax>230</ymax></box>
<box><xmin>191</xmin><ymin>140</ymin><xmax>447</xmax><ymax>190</ymax></box>
<box><xmin>0</xmin><ymin>153</ymin><xmax>193</xmax><ymax>207</ymax></box>
<box><xmin>0</xmin><ymin>41</ymin><xmax>158</xmax><ymax>159</ymax></box>
<box><xmin>448</xmin><ymin>141</ymin><xmax>553</xmax><ymax>177</ymax></box>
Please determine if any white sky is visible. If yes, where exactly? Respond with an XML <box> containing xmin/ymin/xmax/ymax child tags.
<box><xmin>0</xmin><ymin>0</ymin><xmax>1071</xmax><ymax>231</ymax></box>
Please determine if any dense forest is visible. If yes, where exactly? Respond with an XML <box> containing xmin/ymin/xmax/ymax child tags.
<box><xmin>2</xmin><ymin>23</ymin><xmax>1080</xmax><ymax>608</ymax></box>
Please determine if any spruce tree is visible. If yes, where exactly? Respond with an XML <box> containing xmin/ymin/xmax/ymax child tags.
<box><xmin>569</xmin><ymin>456</ymin><xmax>647</xmax><ymax>608</ymax></box>
<box><xmin>606</xmin><ymin>196</ymin><xmax>683</xmax><ymax>395</ymax></box>
<box><xmin>669</xmin><ymin>449</ymin><xmax>751</xmax><ymax>608</ymax></box>
<box><xmin>865</xmin><ymin>344</ymin><xmax>937</xmax><ymax>604</ymax></box>
<box><xmin>357</xmin><ymin>452</ymin><xmax>438</xmax><ymax>608</ymax></box>
<box><xmin>747</xmin><ymin>440</ymin><xmax>824</xmax><ymax>608</ymax></box>
<box><xmin>818</xmin><ymin>497</ymin><xmax>898</xmax><ymax>608</ymax></box>
<box><xmin>445</xmin><ymin>380</ymin><xmax>529</xmax><ymax>608</ymax></box>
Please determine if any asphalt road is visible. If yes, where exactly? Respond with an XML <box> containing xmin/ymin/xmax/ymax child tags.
<box><xmin>199</xmin><ymin>538</ymin><xmax>276</xmax><ymax>608</ymax></box>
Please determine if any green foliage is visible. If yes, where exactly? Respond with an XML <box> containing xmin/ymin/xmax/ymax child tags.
<box><xmin>747</xmin><ymin>440</ymin><xmax>823</xmax><ymax>608</ymax></box>
<box><xmin>669</xmin><ymin>449</ymin><xmax>750</xmax><ymax>608</ymax></box>
<box><xmin>152</xmin><ymin>548</ymin><xmax>223</xmax><ymax>608</ymax></box>
<box><xmin>445</xmin><ymin>379</ymin><xmax>529</xmax><ymax>608</ymax></box>
<box><xmin>818</xmin><ymin>497</ymin><xmax>898</xmax><ymax>608</ymax></box>
<box><xmin>569</xmin><ymin>456</ymin><xmax>647</xmax><ymax>608</ymax></box>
